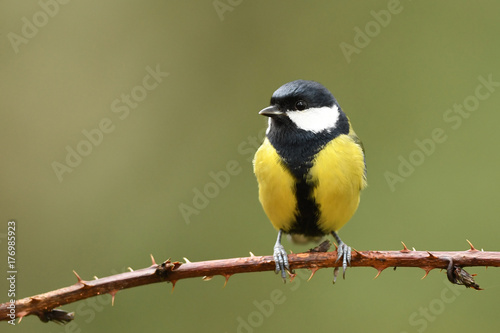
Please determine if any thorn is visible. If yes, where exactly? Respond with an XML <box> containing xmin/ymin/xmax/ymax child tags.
<box><xmin>150</xmin><ymin>254</ymin><xmax>157</xmax><ymax>266</ymax></box>
<box><xmin>400</xmin><ymin>241</ymin><xmax>410</xmax><ymax>252</ymax></box>
<box><xmin>352</xmin><ymin>248</ymin><xmax>366</xmax><ymax>258</ymax></box>
<box><xmin>222</xmin><ymin>274</ymin><xmax>231</xmax><ymax>287</ymax></box>
<box><xmin>29</xmin><ymin>296</ymin><xmax>41</xmax><ymax>304</ymax></box>
<box><xmin>18</xmin><ymin>316</ymin><xmax>23</xmax><ymax>324</ymax></box>
<box><xmin>172</xmin><ymin>261</ymin><xmax>182</xmax><ymax>270</ymax></box>
<box><xmin>289</xmin><ymin>271</ymin><xmax>297</xmax><ymax>282</ymax></box>
<box><xmin>93</xmin><ymin>276</ymin><xmax>99</xmax><ymax>280</ymax></box>
<box><xmin>466</xmin><ymin>239</ymin><xmax>477</xmax><ymax>251</ymax></box>
<box><xmin>73</xmin><ymin>270</ymin><xmax>85</xmax><ymax>284</ymax></box>
<box><xmin>183</xmin><ymin>257</ymin><xmax>191</xmax><ymax>264</ymax></box>
<box><xmin>127</xmin><ymin>267</ymin><xmax>134</xmax><ymax>272</ymax></box>
<box><xmin>426</xmin><ymin>251</ymin><xmax>437</xmax><ymax>258</ymax></box>
<box><xmin>73</xmin><ymin>270</ymin><xmax>82</xmax><ymax>282</ymax></box>
<box><xmin>202</xmin><ymin>276</ymin><xmax>213</xmax><ymax>281</ymax></box>
<box><xmin>307</xmin><ymin>267</ymin><xmax>319</xmax><ymax>281</ymax></box>
<box><xmin>109</xmin><ymin>290</ymin><xmax>117</xmax><ymax>306</ymax></box>
<box><xmin>249</xmin><ymin>252</ymin><xmax>255</xmax><ymax>257</ymax></box>
<box><xmin>421</xmin><ymin>268</ymin><xmax>432</xmax><ymax>279</ymax></box>
<box><xmin>412</xmin><ymin>247</ymin><xmax>416</xmax><ymax>251</ymax></box>
<box><xmin>373</xmin><ymin>267</ymin><xmax>385</xmax><ymax>279</ymax></box>
<box><xmin>171</xmin><ymin>280</ymin><xmax>177</xmax><ymax>293</ymax></box>
<box><xmin>289</xmin><ymin>250</ymin><xmax>294</xmax><ymax>254</ymax></box>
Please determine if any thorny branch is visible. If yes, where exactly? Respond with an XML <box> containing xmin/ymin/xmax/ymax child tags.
<box><xmin>1</xmin><ymin>240</ymin><xmax>498</xmax><ymax>324</ymax></box>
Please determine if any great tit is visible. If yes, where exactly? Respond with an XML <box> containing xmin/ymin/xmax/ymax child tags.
<box><xmin>253</xmin><ymin>80</ymin><xmax>367</xmax><ymax>280</ymax></box>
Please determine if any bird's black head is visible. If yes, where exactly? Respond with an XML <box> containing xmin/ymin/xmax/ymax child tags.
<box><xmin>259</xmin><ymin>80</ymin><xmax>346</xmax><ymax>135</ymax></box>
<box><xmin>269</xmin><ymin>80</ymin><xmax>336</xmax><ymax>112</ymax></box>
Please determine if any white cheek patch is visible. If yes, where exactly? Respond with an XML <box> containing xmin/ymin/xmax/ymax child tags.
<box><xmin>287</xmin><ymin>105</ymin><xmax>340</xmax><ymax>133</ymax></box>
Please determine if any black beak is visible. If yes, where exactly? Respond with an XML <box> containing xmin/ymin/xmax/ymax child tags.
<box><xmin>259</xmin><ymin>105</ymin><xmax>284</xmax><ymax>117</ymax></box>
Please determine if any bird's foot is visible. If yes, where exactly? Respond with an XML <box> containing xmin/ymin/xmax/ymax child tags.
<box><xmin>273</xmin><ymin>243</ymin><xmax>290</xmax><ymax>282</ymax></box>
<box><xmin>335</xmin><ymin>241</ymin><xmax>351</xmax><ymax>279</ymax></box>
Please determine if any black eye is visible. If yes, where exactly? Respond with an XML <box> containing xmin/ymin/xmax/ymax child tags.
<box><xmin>295</xmin><ymin>100</ymin><xmax>307</xmax><ymax>111</ymax></box>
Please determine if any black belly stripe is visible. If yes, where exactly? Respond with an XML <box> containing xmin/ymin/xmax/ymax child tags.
<box><xmin>289</xmin><ymin>175</ymin><xmax>324</xmax><ymax>237</ymax></box>
<box><xmin>274</xmin><ymin>141</ymin><xmax>325</xmax><ymax>237</ymax></box>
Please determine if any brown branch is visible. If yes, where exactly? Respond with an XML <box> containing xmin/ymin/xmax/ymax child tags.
<box><xmin>1</xmin><ymin>241</ymin><xmax>499</xmax><ymax>324</ymax></box>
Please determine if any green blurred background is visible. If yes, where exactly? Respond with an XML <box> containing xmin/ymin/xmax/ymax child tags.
<box><xmin>1</xmin><ymin>1</ymin><xmax>500</xmax><ymax>332</ymax></box>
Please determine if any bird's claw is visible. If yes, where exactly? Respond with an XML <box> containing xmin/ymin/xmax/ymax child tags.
<box><xmin>335</xmin><ymin>242</ymin><xmax>351</xmax><ymax>279</ymax></box>
<box><xmin>273</xmin><ymin>244</ymin><xmax>290</xmax><ymax>282</ymax></box>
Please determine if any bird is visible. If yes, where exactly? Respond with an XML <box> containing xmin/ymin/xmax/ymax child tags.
<box><xmin>253</xmin><ymin>80</ymin><xmax>367</xmax><ymax>281</ymax></box>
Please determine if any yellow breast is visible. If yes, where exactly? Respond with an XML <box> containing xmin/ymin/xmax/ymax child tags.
<box><xmin>310</xmin><ymin>134</ymin><xmax>367</xmax><ymax>232</ymax></box>
<box><xmin>253</xmin><ymin>138</ymin><xmax>298</xmax><ymax>231</ymax></box>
